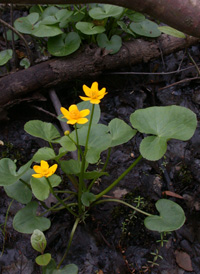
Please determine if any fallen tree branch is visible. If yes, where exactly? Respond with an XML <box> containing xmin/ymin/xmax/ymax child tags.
<box><xmin>0</xmin><ymin>35</ymin><xmax>199</xmax><ymax>107</ymax></box>
<box><xmin>2</xmin><ymin>0</ymin><xmax>200</xmax><ymax>38</ymax></box>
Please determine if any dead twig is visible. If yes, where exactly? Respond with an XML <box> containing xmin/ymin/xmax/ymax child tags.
<box><xmin>158</xmin><ymin>76</ymin><xmax>200</xmax><ymax>91</ymax></box>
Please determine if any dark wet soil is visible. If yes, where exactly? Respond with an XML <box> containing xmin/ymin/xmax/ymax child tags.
<box><xmin>0</xmin><ymin>42</ymin><xmax>200</xmax><ymax>274</ymax></box>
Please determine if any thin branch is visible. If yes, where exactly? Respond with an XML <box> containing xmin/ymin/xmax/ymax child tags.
<box><xmin>158</xmin><ymin>76</ymin><xmax>200</xmax><ymax>91</ymax></box>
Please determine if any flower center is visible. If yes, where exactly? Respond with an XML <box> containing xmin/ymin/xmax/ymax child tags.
<box><xmin>70</xmin><ymin>110</ymin><xmax>80</xmax><ymax>119</ymax></box>
<box><xmin>91</xmin><ymin>90</ymin><xmax>98</xmax><ymax>98</ymax></box>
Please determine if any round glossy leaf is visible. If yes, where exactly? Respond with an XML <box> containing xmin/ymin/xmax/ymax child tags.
<box><xmin>81</xmin><ymin>192</ymin><xmax>96</xmax><ymax>207</ymax></box>
<box><xmin>55</xmin><ymin>9</ymin><xmax>73</xmax><ymax>22</ymax></box>
<box><xmin>76</xmin><ymin>22</ymin><xmax>105</xmax><ymax>35</ymax></box>
<box><xmin>20</xmin><ymin>58</ymin><xmax>30</xmax><ymax>69</ymax></box>
<box><xmin>108</xmin><ymin>118</ymin><xmax>136</xmax><ymax>147</ymax></box>
<box><xmin>130</xmin><ymin>19</ymin><xmax>161</xmax><ymax>38</ymax></box>
<box><xmin>0</xmin><ymin>159</ymin><xmax>32</xmax><ymax>186</ymax></box>
<box><xmin>13</xmin><ymin>201</ymin><xmax>51</xmax><ymax>234</ymax></box>
<box><xmin>42</xmin><ymin>6</ymin><xmax>59</xmax><ymax>19</ymax></box>
<box><xmin>33</xmin><ymin>147</ymin><xmax>56</xmax><ymax>162</ymax></box>
<box><xmin>144</xmin><ymin>199</ymin><xmax>186</xmax><ymax>232</ymax></box>
<box><xmin>97</xmin><ymin>34</ymin><xmax>122</xmax><ymax>54</ymax></box>
<box><xmin>125</xmin><ymin>10</ymin><xmax>145</xmax><ymax>22</ymax></box>
<box><xmin>4</xmin><ymin>169</ymin><xmax>33</xmax><ymax>204</ymax></box>
<box><xmin>130</xmin><ymin>105</ymin><xmax>197</xmax><ymax>161</ymax></box>
<box><xmin>31</xmin><ymin>229</ymin><xmax>47</xmax><ymax>253</ymax></box>
<box><xmin>32</xmin><ymin>24</ymin><xmax>63</xmax><ymax>37</ymax></box>
<box><xmin>48</xmin><ymin>32</ymin><xmax>81</xmax><ymax>57</ymax></box>
<box><xmin>60</xmin><ymin>159</ymin><xmax>81</xmax><ymax>175</ymax></box>
<box><xmin>24</xmin><ymin>120</ymin><xmax>60</xmax><ymax>142</ymax></box>
<box><xmin>58</xmin><ymin>136</ymin><xmax>77</xmax><ymax>152</ymax></box>
<box><xmin>40</xmin><ymin>16</ymin><xmax>59</xmax><ymax>25</ymax></box>
<box><xmin>89</xmin><ymin>4</ymin><xmax>124</xmax><ymax>19</ymax></box>
<box><xmin>0</xmin><ymin>49</ymin><xmax>13</xmax><ymax>66</ymax></box>
<box><xmin>36</xmin><ymin>253</ymin><xmax>51</xmax><ymax>266</ymax></box>
<box><xmin>14</xmin><ymin>13</ymin><xmax>39</xmax><ymax>34</ymax></box>
<box><xmin>158</xmin><ymin>26</ymin><xmax>186</xmax><ymax>38</ymax></box>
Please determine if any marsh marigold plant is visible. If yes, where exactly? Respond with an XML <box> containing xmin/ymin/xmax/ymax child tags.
<box><xmin>60</xmin><ymin>104</ymin><xmax>90</xmax><ymax>125</ymax></box>
<box><xmin>80</xmin><ymin>81</ymin><xmax>107</xmax><ymax>104</ymax></box>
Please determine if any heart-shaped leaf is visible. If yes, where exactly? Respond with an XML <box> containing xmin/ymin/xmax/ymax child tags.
<box><xmin>125</xmin><ymin>10</ymin><xmax>145</xmax><ymax>22</ymax></box>
<box><xmin>81</xmin><ymin>192</ymin><xmax>96</xmax><ymax>207</ymax></box>
<box><xmin>76</xmin><ymin>22</ymin><xmax>105</xmax><ymax>35</ymax></box>
<box><xmin>41</xmin><ymin>6</ymin><xmax>59</xmax><ymax>18</ymax></box>
<box><xmin>33</xmin><ymin>147</ymin><xmax>56</xmax><ymax>162</ymax></box>
<box><xmin>24</xmin><ymin>120</ymin><xmax>60</xmax><ymax>142</ymax></box>
<box><xmin>13</xmin><ymin>201</ymin><xmax>51</xmax><ymax>233</ymax></box>
<box><xmin>0</xmin><ymin>49</ymin><xmax>13</xmax><ymax>66</ymax></box>
<box><xmin>130</xmin><ymin>105</ymin><xmax>197</xmax><ymax>161</ymax></box>
<box><xmin>32</xmin><ymin>24</ymin><xmax>63</xmax><ymax>37</ymax></box>
<box><xmin>43</xmin><ymin>260</ymin><xmax>78</xmax><ymax>274</ymax></box>
<box><xmin>89</xmin><ymin>4</ymin><xmax>124</xmax><ymax>19</ymax></box>
<box><xmin>130</xmin><ymin>19</ymin><xmax>161</xmax><ymax>38</ymax></box>
<box><xmin>20</xmin><ymin>58</ymin><xmax>30</xmax><ymax>69</ymax></box>
<box><xmin>97</xmin><ymin>34</ymin><xmax>122</xmax><ymax>54</ymax></box>
<box><xmin>76</xmin><ymin>101</ymin><xmax>101</xmax><ymax>127</ymax></box>
<box><xmin>55</xmin><ymin>9</ymin><xmax>73</xmax><ymax>22</ymax></box>
<box><xmin>48</xmin><ymin>32</ymin><xmax>81</xmax><ymax>57</ymax></box>
<box><xmin>14</xmin><ymin>13</ymin><xmax>40</xmax><ymax>34</ymax></box>
<box><xmin>0</xmin><ymin>159</ymin><xmax>32</xmax><ymax>186</ymax></box>
<box><xmin>109</xmin><ymin>118</ymin><xmax>136</xmax><ymax>147</ymax></box>
<box><xmin>31</xmin><ymin>174</ymin><xmax>61</xmax><ymax>201</ymax></box>
<box><xmin>58</xmin><ymin>136</ymin><xmax>77</xmax><ymax>151</ymax></box>
<box><xmin>158</xmin><ymin>26</ymin><xmax>186</xmax><ymax>38</ymax></box>
<box><xmin>36</xmin><ymin>254</ymin><xmax>52</xmax><ymax>266</ymax></box>
<box><xmin>4</xmin><ymin>169</ymin><xmax>33</xmax><ymax>204</ymax></box>
<box><xmin>144</xmin><ymin>199</ymin><xmax>186</xmax><ymax>232</ymax></box>
<box><xmin>60</xmin><ymin>159</ymin><xmax>81</xmax><ymax>175</ymax></box>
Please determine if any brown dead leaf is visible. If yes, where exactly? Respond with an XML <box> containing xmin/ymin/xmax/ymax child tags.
<box><xmin>113</xmin><ymin>187</ymin><xmax>128</xmax><ymax>199</ymax></box>
<box><xmin>162</xmin><ymin>190</ymin><xmax>183</xmax><ymax>199</ymax></box>
<box><xmin>175</xmin><ymin>250</ymin><xmax>193</xmax><ymax>271</ymax></box>
<box><xmin>97</xmin><ymin>270</ymin><xmax>103</xmax><ymax>274</ymax></box>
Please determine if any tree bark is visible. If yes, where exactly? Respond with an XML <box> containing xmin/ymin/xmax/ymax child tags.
<box><xmin>0</xmin><ymin>35</ymin><xmax>198</xmax><ymax>108</ymax></box>
<box><xmin>2</xmin><ymin>0</ymin><xmax>200</xmax><ymax>38</ymax></box>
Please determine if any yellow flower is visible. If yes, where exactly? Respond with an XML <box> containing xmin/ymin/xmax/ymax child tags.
<box><xmin>80</xmin><ymin>82</ymin><xmax>107</xmax><ymax>104</ymax></box>
<box><xmin>60</xmin><ymin>104</ymin><xmax>90</xmax><ymax>125</ymax></box>
<box><xmin>32</xmin><ymin>160</ymin><xmax>58</xmax><ymax>178</ymax></box>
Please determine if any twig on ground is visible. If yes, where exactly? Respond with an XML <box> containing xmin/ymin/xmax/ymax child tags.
<box><xmin>158</xmin><ymin>76</ymin><xmax>200</xmax><ymax>91</ymax></box>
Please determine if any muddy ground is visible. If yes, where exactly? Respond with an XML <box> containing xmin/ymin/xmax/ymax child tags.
<box><xmin>0</xmin><ymin>43</ymin><xmax>200</xmax><ymax>274</ymax></box>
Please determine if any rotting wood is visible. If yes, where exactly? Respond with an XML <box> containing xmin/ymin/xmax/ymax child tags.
<box><xmin>2</xmin><ymin>0</ymin><xmax>200</xmax><ymax>38</ymax></box>
<box><xmin>0</xmin><ymin>35</ymin><xmax>199</xmax><ymax>108</ymax></box>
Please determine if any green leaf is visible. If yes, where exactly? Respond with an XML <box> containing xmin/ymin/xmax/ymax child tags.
<box><xmin>36</xmin><ymin>253</ymin><xmax>51</xmax><ymax>266</ymax></box>
<box><xmin>58</xmin><ymin>136</ymin><xmax>77</xmax><ymax>151</ymax></box>
<box><xmin>158</xmin><ymin>26</ymin><xmax>186</xmax><ymax>38</ymax></box>
<box><xmin>125</xmin><ymin>10</ymin><xmax>145</xmax><ymax>22</ymax></box>
<box><xmin>76</xmin><ymin>22</ymin><xmax>105</xmax><ymax>35</ymax></box>
<box><xmin>13</xmin><ymin>201</ymin><xmax>51</xmax><ymax>233</ymax></box>
<box><xmin>81</xmin><ymin>192</ymin><xmax>96</xmax><ymax>207</ymax></box>
<box><xmin>33</xmin><ymin>147</ymin><xmax>56</xmax><ymax>162</ymax></box>
<box><xmin>43</xmin><ymin>261</ymin><xmax>78</xmax><ymax>274</ymax></box>
<box><xmin>40</xmin><ymin>16</ymin><xmax>59</xmax><ymax>25</ymax></box>
<box><xmin>31</xmin><ymin>229</ymin><xmax>47</xmax><ymax>253</ymax></box>
<box><xmin>24</xmin><ymin>120</ymin><xmax>60</xmax><ymax>142</ymax></box>
<box><xmin>130</xmin><ymin>105</ymin><xmax>197</xmax><ymax>161</ymax></box>
<box><xmin>97</xmin><ymin>34</ymin><xmax>122</xmax><ymax>54</ymax></box>
<box><xmin>83</xmin><ymin>171</ymin><xmax>108</xmax><ymax>180</ymax></box>
<box><xmin>76</xmin><ymin>101</ymin><xmax>101</xmax><ymax>127</ymax></box>
<box><xmin>117</xmin><ymin>21</ymin><xmax>136</xmax><ymax>37</ymax></box>
<box><xmin>144</xmin><ymin>199</ymin><xmax>186</xmax><ymax>232</ymax></box>
<box><xmin>32</xmin><ymin>24</ymin><xmax>63</xmax><ymax>37</ymax></box>
<box><xmin>4</xmin><ymin>169</ymin><xmax>33</xmax><ymax>204</ymax></box>
<box><xmin>130</xmin><ymin>19</ymin><xmax>161</xmax><ymax>38</ymax></box>
<box><xmin>89</xmin><ymin>4</ymin><xmax>124</xmax><ymax>19</ymax></box>
<box><xmin>109</xmin><ymin>118</ymin><xmax>136</xmax><ymax>147</ymax></box>
<box><xmin>42</xmin><ymin>6</ymin><xmax>59</xmax><ymax>18</ymax></box>
<box><xmin>31</xmin><ymin>174</ymin><xmax>61</xmax><ymax>201</ymax></box>
<box><xmin>4</xmin><ymin>30</ymin><xmax>19</xmax><ymax>41</ymax></box>
<box><xmin>14</xmin><ymin>13</ymin><xmax>40</xmax><ymax>34</ymax></box>
<box><xmin>48</xmin><ymin>32</ymin><xmax>81</xmax><ymax>57</ymax></box>
<box><xmin>0</xmin><ymin>159</ymin><xmax>32</xmax><ymax>186</ymax></box>
<box><xmin>55</xmin><ymin>9</ymin><xmax>73</xmax><ymax>22</ymax></box>
<box><xmin>60</xmin><ymin>159</ymin><xmax>81</xmax><ymax>175</ymax></box>
<box><xmin>20</xmin><ymin>58</ymin><xmax>30</xmax><ymax>69</ymax></box>
<box><xmin>0</xmin><ymin>49</ymin><xmax>13</xmax><ymax>66</ymax></box>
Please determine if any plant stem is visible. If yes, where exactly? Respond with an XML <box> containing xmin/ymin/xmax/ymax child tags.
<box><xmin>94</xmin><ymin>198</ymin><xmax>152</xmax><ymax>216</ymax></box>
<box><xmin>1</xmin><ymin>199</ymin><xmax>13</xmax><ymax>256</ymax></box>
<box><xmin>95</xmin><ymin>155</ymin><xmax>143</xmax><ymax>200</ymax></box>
<box><xmin>78</xmin><ymin>104</ymin><xmax>95</xmax><ymax>213</ymax></box>
<box><xmin>75</xmin><ymin>124</ymin><xmax>80</xmax><ymax>161</ymax></box>
<box><xmin>46</xmin><ymin>178</ymin><xmax>78</xmax><ymax>217</ymax></box>
<box><xmin>19</xmin><ymin>178</ymin><xmax>31</xmax><ymax>190</ymax></box>
<box><xmin>57</xmin><ymin>217</ymin><xmax>80</xmax><ymax>269</ymax></box>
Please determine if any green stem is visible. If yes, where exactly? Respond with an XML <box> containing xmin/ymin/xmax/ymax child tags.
<box><xmin>57</xmin><ymin>217</ymin><xmax>80</xmax><ymax>269</ymax></box>
<box><xmin>102</xmin><ymin>147</ymin><xmax>111</xmax><ymax>172</ymax></box>
<box><xmin>78</xmin><ymin>104</ymin><xmax>95</xmax><ymax>213</ymax></box>
<box><xmin>94</xmin><ymin>198</ymin><xmax>152</xmax><ymax>216</ymax></box>
<box><xmin>38</xmin><ymin>4</ymin><xmax>44</xmax><ymax>13</ymax></box>
<box><xmin>95</xmin><ymin>155</ymin><xmax>143</xmax><ymax>200</ymax></box>
<box><xmin>46</xmin><ymin>178</ymin><xmax>78</xmax><ymax>217</ymax></box>
<box><xmin>19</xmin><ymin>178</ymin><xmax>31</xmax><ymax>190</ymax></box>
<box><xmin>75</xmin><ymin>124</ymin><xmax>80</xmax><ymax>161</ymax></box>
<box><xmin>40</xmin><ymin>201</ymin><xmax>78</xmax><ymax>216</ymax></box>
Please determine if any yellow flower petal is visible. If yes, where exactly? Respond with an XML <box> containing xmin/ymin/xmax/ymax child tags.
<box><xmin>98</xmin><ymin>87</ymin><xmax>107</xmax><ymax>96</ymax></box>
<box><xmin>80</xmin><ymin>109</ymin><xmax>90</xmax><ymax>117</ymax></box>
<box><xmin>83</xmin><ymin>85</ymin><xmax>92</xmax><ymax>97</ymax></box>
<box><xmin>33</xmin><ymin>165</ymin><xmax>43</xmax><ymax>174</ymax></box>
<box><xmin>91</xmin><ymin>81</ymin><xmax>99</xmax><ymax>91</ymax></box>
<box><xmin>77</xmin><ymin>118</ymin><xmax>89</xmax><ymax>124</ymax></box>
<box><xmin>48</xmin><ymin>164</ymin><xmax>58</xmax><ymax>176</ymax></box>
<box><xmin>79</xmin><ymin>96</ymin><xmax>91</xmax><ymax>102</ymax></box>
<box><xmin>60</xmin><ymin>107</ymin><xmax>71</xmax><ymax>120</ymax></box>
<box><xmin>69</xmin><ymin>104</ymin><xmax>78</xmax><ymax>112</ymax></box>
<box><xmin>32</xmin><ymin>173</ymin><xmax>43</xmax><ymax>178</ymax></box>
<box><xmin>90</xmin><ymin>98</ymin><xmax>101</xmax><ymax>104</ymax></box>
<box><xmin>41</xmin><ymin>160</ymin><xmax>49</xmax><ymax>170</ymax></box>
<box><xmin>67</xmin><ymin>119</ymin><xmax>78</xmax><ymax>125</ymax></box>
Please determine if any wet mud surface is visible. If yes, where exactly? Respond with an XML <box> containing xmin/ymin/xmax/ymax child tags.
<box><xmin>0</xmin><ymin>45</ymin><xmax>200</xmax><ymax>273</ymax></box>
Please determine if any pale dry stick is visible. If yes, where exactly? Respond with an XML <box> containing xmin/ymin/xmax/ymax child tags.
<box><xmin>0</xmin><ymin>18</ymin><xmax>33</xmax><ymax>65</ymax></box>
<box><xmin>48</xmin><ymin>88</ymin><xmax>78</xmax><ymax>160</ymax></box>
